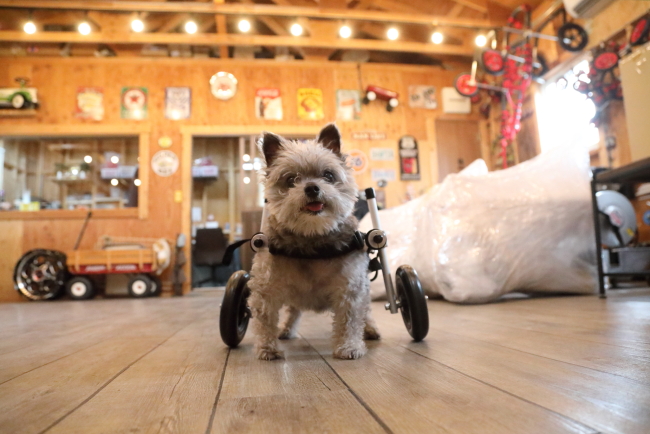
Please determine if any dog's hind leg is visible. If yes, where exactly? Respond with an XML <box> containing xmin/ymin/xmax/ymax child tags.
<box><xmin>279</xmin><ymin>306</ymin><xmax>302</xmax><ymax>340</ymax></box>
<box><xmin>363</xmin><ymin>309</ymin><xmax>381</xmax><ymax>340</ymax></box>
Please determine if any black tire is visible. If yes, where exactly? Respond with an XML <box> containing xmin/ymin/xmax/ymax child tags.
<box><xmin>13</xmin><ymin>249</ymin><xmax>67</xmax><ymax>301</ymax></box>
<box><xmin>532</xmin><ymin>53</ymin><xmax>549</xmax><ymax>80</ymax></box>
<box><xmin>66</xmin><ymin>276</ymin><xmax>96</xmax><ymax>300</ymax></box>
<box><xmin>220</xmin><ymin>270</ymin><xmax>251</xmax><ymax>348</ymax></box>
<box><xmin>557</xmin><ymin>22</ymin><xmax>588</xmax><ymax>52</ymax></box>
<box><xmin>395</xmin><ymin>265</ymin><xmax>429</xmax><ymax>342</ymax></box>
<box><xmin>128</xmin><ymin>275</ymin><xmax>152</xmax><ymax>298</ymax></box>
<box><xmin>386</xmin><ymin>103</ymin><xmax>394</xmax><ymax>112</ymax></box>
<box><xmin>149</xmin><ymin>275</ymin><xmax>163</xmax><ymax>297</ymax></box>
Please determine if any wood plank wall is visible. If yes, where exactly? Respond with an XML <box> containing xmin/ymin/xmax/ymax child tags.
<box><xmin>0</xmin><ymin>57</ymin><xmax>473</xmax><ymax>302</ymax></box>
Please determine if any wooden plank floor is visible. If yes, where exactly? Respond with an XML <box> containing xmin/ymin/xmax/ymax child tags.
<box><xmin>1</xmin><ymin>288</ymin><xmax>649</xmax><ymax>434</ymax></box>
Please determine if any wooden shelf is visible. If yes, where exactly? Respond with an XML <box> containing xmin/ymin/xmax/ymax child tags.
<box><xmin>47</xmin><ymin>143</ymin><xmax>92</xmax><ymax>152</ymax></box>
<box><xmin>48</xmin><ymin>177</ymin><xmax>93</xmax><ymax>184</ymax></box>
<box><xmin>0</xmin><ymin>108</ymin><xmax>37</xmax><ymax>118</ymax></box>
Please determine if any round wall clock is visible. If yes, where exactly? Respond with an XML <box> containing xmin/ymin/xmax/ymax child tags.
<box><xmin>210</xmin><ymin>72</ymin><xmax>238</xmax><ymax>100</ymax></box>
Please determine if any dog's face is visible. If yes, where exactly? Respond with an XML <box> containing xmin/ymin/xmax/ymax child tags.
<box><xmin>260</xmin><ymin>124</ymin><xmax>358</xmax><ymax>237</ymax></box>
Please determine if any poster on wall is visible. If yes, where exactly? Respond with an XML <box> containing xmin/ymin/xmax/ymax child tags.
<box><xmin>75</xmin><ymin>87</ymin><xmax>104</xmax><ymax>121</ymax></box>
<box><xmin>408</xmin><ymin>85</ymin><xmax>437</xmax><ymax>109</ymax></box>
<box><xmin>370</xmin><ymin>148</ymin><xmax>395</xmax><ymax>161</ymax></box>
<box><xmin>297</xmin><ymin>88</ymin><xmax>324</xmax><ymax>120</ymax></box>
<box><xmin>336</xmin><ymin>89</ymin><xmax>361</xmax><ymax>121</ymax></box>
<box><xmin>255</xmin><ymin>88</ymin><xmax>283</xmax><ymax>120</ymax></box>
<box><xmin>371</xmin><ymin>169</ymin><xmax>396</xmax><ymax>182</ymax></box>
<box><xmin>121</xmin><ymin>87</ymin><xmax>148</xmax><ymax>120</ymax></box>
<box><xmin>399</xmin><ymin>135</ymin><xmax>421</xmax><ymax>181</ymax></box>
<box><xmin>165</xmin><ymin>87</ymin><xmax>191</xmax><ymax>120</ymax></box>
<box><xmin>151</xmin><ymin>150</ymin><xmax>179</xmax><ymax>177</ymax></box>
<box><xmin>346</xmin><ymin>149</ymin><xmax>368</xmax><ymax>175</ymax></box>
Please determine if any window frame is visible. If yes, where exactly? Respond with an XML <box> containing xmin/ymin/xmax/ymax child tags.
<box><xmin>0</xmin><ymin>124</ymin><xmax>149</xmax><ymax>220</ymax></box>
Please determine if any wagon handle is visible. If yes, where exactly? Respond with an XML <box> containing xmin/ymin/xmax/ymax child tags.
<box><xmin>73</xmin><ymin>211</ymin><xmax>93</xmax><ymax>251</ymax></box>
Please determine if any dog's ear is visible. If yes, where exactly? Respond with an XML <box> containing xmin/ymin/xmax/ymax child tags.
<box><xmin>317</xmin><ymin>123</ymin><xmax>341</xmax><ymax>155</ymax></box>
<box><xmin>260</xmin><ymin>132</ymin><xmax>283</xmax><ymax>166</ymax></box>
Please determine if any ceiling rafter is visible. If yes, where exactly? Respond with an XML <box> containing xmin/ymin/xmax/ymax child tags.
<box><xmin>0</xmin><ymin>1</ymin><xmax>496</xmax><ymax>29</ymax></box>
<box><xmin>0</xmin><ymin>30</ymin><xmax>475</xmax><ymax>56</ymax></box>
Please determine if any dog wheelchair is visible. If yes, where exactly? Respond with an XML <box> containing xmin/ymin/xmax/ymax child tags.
<box><xmin>219</xmin><ymin>187</ymin><xmax>429</xmax><ymax>347</ymax></box>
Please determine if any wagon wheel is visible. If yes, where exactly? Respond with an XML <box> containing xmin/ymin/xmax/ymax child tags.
<box><xmin>149</xmin><ymin>274</ymin><xmax>163</xmax><ymax>297</ymax></box>
<box><xmin>128</xmin><ymin>274</ymin><xmax>152</xmax><ymax>298</ymax></box>
<box><xmin>454</xmin><ymin>73</ymin><xmax>479</xmax><ymax>97</ymax></box>
<box><xmin>557</xmin><ymin>23</ymin><xmax>588</xmax><ymax>52</ymax></box>
<box><xmin>13</xmin><ymin>249</ymin><xmax>67</xmax><ymax>301</ymax></box>
<box><xmin>630</xmin><ymin>16</ymin><xmax>650</xmax><ymax>46</ymax></box>
<box><xmin>66</xmin><ymin>276</ymin><xmax>96</xmax><ymax>300</ymax></box>
<box><xmin>593</xmin><ymin>52</ymin><xmax>619</xmax><ymax>72</ymax></box>
<box><xmin>480</xmin><ymin>49</ymin><xmax>506</xmax><ymax>76</ymax></box>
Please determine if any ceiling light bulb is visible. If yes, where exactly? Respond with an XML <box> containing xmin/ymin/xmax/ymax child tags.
<box><xmin>134</xmin><ymin>179</ymin><xmax>141</xmax><ymax>187</ymax></box>
<box><xmin>78</xmin><ymin>21</ymin><xmax>91</xmax><ymax>35</ymax></box>
<box><xmin>290</xmin><ymin>23</ymin><xmax>303</xmax><ymax>36</ymax></box>
<box><xmin>339</xmin><ymin>25</ymin><xmax>352</xmax><ymax>39</ymax></box>
<box><xmin>24</xmin><ymin>21</ymin><xmax>37</xmax><ymax>34</ymax></box>
<box><xmin>131</xmin><ymin>18</ymin><xmax>144</xmax><ymax>33</ymax></box>
<box><xmin>110</xmin><ymin>178</ymin><xmax>119</xmax><ymax>186</ymax></box>
<box><xmin>242</xmin><ymin>154</ymin><xmax>251</xmax><ymax>162</ymax></box>
<box><xmin>185</xmin><ymin>20</ymin><xmax>198</xmax><ymax>34</ymax></box>
<box><xmin>238</xmin><ymin>19</ymin><xmax>251</xmax><ymax>32</ymax></box>
<box><xmin>475</xmin><ymin>34</ymin><xmax>487</xmax><ymax>47</ymax></box>
<box><xmin>387</xmin><ymin>27</ymin><xmax>399</xmax><ymax>41</ymax></box>
<box><xmin>110</xmin><ymin>155</ymin><xmax>119</xmax><ymax>164</ymax></box>
<box><xmin>84</xmin><ymin>155</ymin><xmax>92</xmax><ymax>163</ymax></box>
<box><xmin>431</xmin><ymin>32</ymin><xmax>443</xmax><ymax>44</ymax></box>
<box><xmin>243</xmin><ymin>176</ymin><xmax>251</xmax><ymax>184</ymax></box>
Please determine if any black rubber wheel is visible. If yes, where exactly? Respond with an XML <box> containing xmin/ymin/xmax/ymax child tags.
<box><xmin>66</xmin><ymin>276</ymin><xmax>96</xmax><ymax>300</ymax></box>
<box><xmin>532</xmin><ymin>53</ymin><xmax>549</xmax><ymax>80</ymax></box>
<box><xmin>14</xmin><ymin>249</ymin><xmax>67</xmax><ymax>301</ymax></box>
<box><xmin>149</xmin><ymin>275</ymin><xmax>163</xmax><ymax>297</ymax></box>
<box><xmin>557</xmin><ymin>22</ymin><xmax>588</xmax><ymax>52</ymax></box>
<box><xmin>395</xmin><ymin>265</ymin><xmax>429</xmax><ymax>342</ymax></box>
<box><xmin>128</xmin><ymin>274</ymin><xmax>152</xmax><ymax>298</ymax></box>
<box><xmin>630</xmin><ymin>16</ymin><xmax>650</xmax><ymax>46</ymax></box>
<box><xmin>480</xmin><ymin>49</ymin><xmax>505</xmax><ymax>76</ymax></box>
<box><xmin>219</xmin><ymin>270</ymin><xmax>251</xmax><ymax>348</ymax></box>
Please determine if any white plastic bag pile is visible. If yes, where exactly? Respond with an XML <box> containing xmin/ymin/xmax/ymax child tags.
<box><xmin>360</xmin><ymin>146</ymin><xmax>597</xmax><ymax>303</ymax></box>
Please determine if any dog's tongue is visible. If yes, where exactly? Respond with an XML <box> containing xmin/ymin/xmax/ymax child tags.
<box><xmin>305</xmin><ymin>202</ymin><xmax>324</xmax><ymax>212</ymax></box>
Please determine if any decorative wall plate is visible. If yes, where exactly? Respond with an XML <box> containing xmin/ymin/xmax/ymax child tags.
<box><xmin>210</xmin><ymin>72</ymin><xmax>238</xmax><ymax>100</ymax></box>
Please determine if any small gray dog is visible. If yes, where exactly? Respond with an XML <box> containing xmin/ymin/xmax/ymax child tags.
<box><xmin>247</xmin><ymin>123</ymin><xmax>380</xmax><ymax>361</ymax></box>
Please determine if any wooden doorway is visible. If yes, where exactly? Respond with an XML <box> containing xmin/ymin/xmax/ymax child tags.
<box><xmin>435</xmin><ymin>119</ymin><xmax>482</xmax><ymax>182</ymax></box>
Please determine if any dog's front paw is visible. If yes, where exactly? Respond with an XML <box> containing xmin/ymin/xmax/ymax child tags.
<box><xmin>257</xmin><ymin>347</ymin><xmax>284</xmax><ymax>361</ymax></box>
<box><xmin>333</xmin><ymin>342</ymin><xmax>367</xmax><ymax>360</ymax></box>
<box><xmin>278</xmin><ymin>329</ymin><xmax>297</xmax><ymax>340</ymax></box>
<box><xmin>363</xmin><ymin>324</ymin><xmax>381</xmax><ymax>341</ymax></box>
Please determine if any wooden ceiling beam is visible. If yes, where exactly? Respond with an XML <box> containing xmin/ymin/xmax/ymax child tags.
<box><xmin>0</xmin><ymin>30</ymin><xmax>475</xmax><ymax>56</ymax></box>
<box><xmin>0</xmin><ymin>1</ymin><xmax>496</xmax><ymax>29</ymax></box>
<box><xmin>214</xmin><ymin>0</ymin><xmax>229</xmax><ymax>59</ymax></box>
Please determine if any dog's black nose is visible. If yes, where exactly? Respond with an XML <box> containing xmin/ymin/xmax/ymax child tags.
<box><xmin>304</xmin><ymin>183</ymin><xmax>320</xmax><ymax>198</ymax></box>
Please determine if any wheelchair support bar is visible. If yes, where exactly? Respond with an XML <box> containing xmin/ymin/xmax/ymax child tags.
<box><xmin>365</xmin><ymin>188</ymin><xmax>398</xmax><ymax>314</ymax></box>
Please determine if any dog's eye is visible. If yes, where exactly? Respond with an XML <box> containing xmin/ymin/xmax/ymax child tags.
<box><xmin>286</xmin><ymin>176</ymin><xmax>296</xmax><ymax>188</ymax></box>
<box><xmin>323</xmin><ymin>171</ymin><xmax>335</xmax><ymax>183</ymax></box>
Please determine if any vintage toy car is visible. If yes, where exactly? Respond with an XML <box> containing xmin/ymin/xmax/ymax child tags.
<box><xmin>0</xmin><ymin>78</ymin><xmax>39</xmax><ymax>109</ymax></box>
<box><xmin>362</xmin><ymin>85</ymin><xmax>399</xmax><ymax>112</ymax></box>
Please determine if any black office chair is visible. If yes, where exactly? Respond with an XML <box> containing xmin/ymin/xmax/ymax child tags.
<box><xmin>193</xmin><ymin>228</ymin><xmax>229</xmax><ymax>287</ymax></box>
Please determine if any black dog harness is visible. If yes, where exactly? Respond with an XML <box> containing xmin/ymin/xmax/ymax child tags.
<box><xmin>268</xmin><ymin>231</ymin><xmax>365</xmax><ymax>260</ymax></box>
<box><xmin>221</xmin><ymin>230</ymin><xmax>382</xmax><ymax>278</ymax></box>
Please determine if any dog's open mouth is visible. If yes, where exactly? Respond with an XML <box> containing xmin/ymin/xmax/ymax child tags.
<box><xmin>303</xmin><ymin>201</ymin><xmax>324</xmax><ymax>213</ymax></box>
